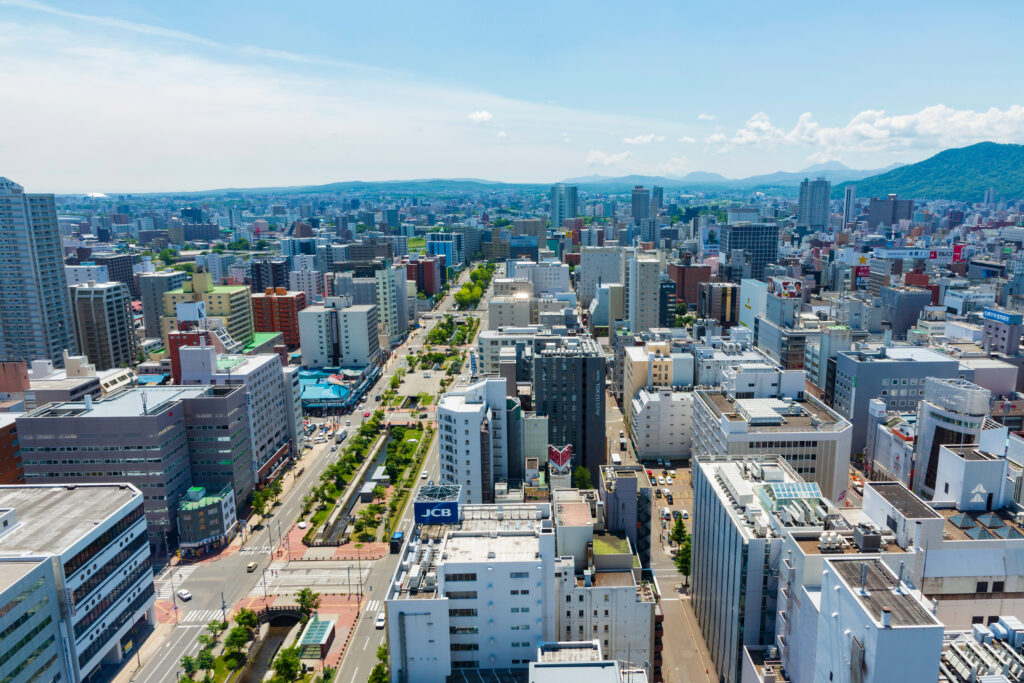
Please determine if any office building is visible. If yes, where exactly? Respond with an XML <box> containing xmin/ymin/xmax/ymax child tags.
<box><xmin>697</xmin><ymin>282</ymin><xmax>739</xmax><ymax>327</ymax></box>
<box><xmin>385</xmin><ymin>503</ymin><xmax>557</xmax><ymax>683</ymax></box>
<box><xmin>598</xmin><ymin>465</ymin><xmax>654</xmax><ymax>570</ymax></box>
<box><xmin>0</xmin><ymin>413</ymin><xmax>23</xmax><ymax>483</ymax></box>
<box><xmin>178</xmin><ymin>347</ymin><xmax>300</xmax><ymax>485</ymax></box>
<box><xmin>426</xmin><ymin>231</ymin><xmax>466</xmax><ymax>268</ymax></box>
<box><xmin>250</xmin><ymin>258</ymin><xmax>289</xmax><ymax>292</ymax></box>
<box><xmin>629</xmin><ymin>388</ymin><xmax>693</xmax><ymax>460</ymax></box>
<box><xmin>138</xmin><ymin>270</ymin><xmax>188</xmax><ymax>339</ymax></box>
<box><xmin>832</xmin><ymin>346</ymin><xmax>964</xmax><ymax>453</ymax></box>
<box><xmin>720</xmin><ymin>223</ymin><xmax>779</xmax><ymax>280</ymax></box>
<box><xmin>868</xmin><ymin>194</ymin><xmax>914</xmax><ymax>228</ymax></box>
<box><xmin>550</xmin><ymin>184</ymin><xmax>579</xmax><ymax>231</ymax></box>
<box><xmin>69</xmin><ymin>281</ymin><xmax>137</xmax><ymax>371</ymax></box>
<box><xmin>981</xmin><ymin>306</ymin><xmax>1023</xmax><ymax>354</ymax></box>
<box><xmin>626</xmin><ymin>256</ymin><xmax>661</xmax><ymax>334</ymax></box>
<box><xmin>338</xmin><ymin>304</ymin><xmax>380</xmax><ymax>367</ymax></box>
<box><xmin>288</xmin><ymin>268</ymin><xmax>323</xmax><ymax>303</ymax></box>
<box><xmin>842</xmin><ymin>184</ymin><xmax>857</xmax><ymax>226</ymax></box>
<box><xmin>89</xmin><ymin>253</ymin><xmax>138</xmax><ymax>298</ymax></box>
<box><xmin>0</xmin><ymin>178</ymin><xmax>77</xmax><ymax>365</ymax></box>
<box><xmin>508</xmin><ymin>260</ymin><xmax>571</xmax><ymax>296</ymax></box>
<box><xmin>796</xmin><ymin>177</ymin><xmax>831</xmax><ymax>230</ymax></box>
<box><xmin>691</xmin><ymin>389</ymin><xmax>852</xmax><ymax>501</ymax></box>
<box><xmin>651</xmin><ymin>185</ymin><xmax>663</xmax><ymax>214</ymax></box>
<box><xmin>375</xmin><ymin>265</ymin><xmax>410</xmax><ymax>346</ymax></box>
<box><xmin>513</xmin><ymin>218</ymin><xmax>546</xmax><ymax>240</ymax></box>
<box><xmin>579</xmin><ymin>247</ymin><xmax>625</xmax><ymax>306</ymax></box>
<box><xmin>404</xmin><ymin>255</ymin><xmax>444</xmax><ymax>297</ymax></box>
<box><xmin>0</xmin><ymin>484</ymin><xmax>155</xmax><ymax>682</ymax></box>
<box><xmin>161</xmin><ymin>271</ymin><xmax>254</xmax><ymax>349</ymax></box>
<box><xmin>476</xmin><ymin>327</ymin><xmax>570</xmax><ymax>375</ymax></box>
<box><xmin>667</xmin><ymin>262</ymin><xmax>711</xmax><ymax>308</ymax></box>
<box><xmin>65</xmin><ymin>263</ymin><xmax>110</xmax><ymax>286</ymax></box>
<box><xmin>176</xmin><ymin>484</ymin><xmax>237</xmax><ymax>557</ymax></box>
<box><xmin>438</xmin><ymin>378</ymin><xmax>519</xmax><ymax>504</ymax></box>
<box><xmin>251</xmin><ymin>288</ymin><xmax>307</xmax><ymax>346</ymax></box>
<box><xmin>631</xmin><ymin>186</ymin><xmax>650</xmax><ymax>225</ymax></box>
<box><xmin>18</xmin><ymin>385</ymin><xmax>252</xmax><ymax>552</ymax></box>
<box><xmin>878</xmin><ymin>286</ymin><xmax>932</xmax><ymax>340</ymax></box>
<box><xmin>911</xmin><ymin>377</ymin><xmax>992</xmax><ymax>496</ymax></box>
<box><xmin>533</xmin><ymin>338</ymin><xmax>606</xmax><ymax>479</ymax></box>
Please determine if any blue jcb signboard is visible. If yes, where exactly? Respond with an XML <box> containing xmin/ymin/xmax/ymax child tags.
<box><xmin>414</xmin><ymin>500</ymin><xmax>459</xmax><ymax>524</ymax></box>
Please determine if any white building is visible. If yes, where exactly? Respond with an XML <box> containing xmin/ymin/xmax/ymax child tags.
<box><xmin>489</xmin><ymin>294</ymin><xmax>533</xmax><ymax>328</ymax></box>
<box><xmin>691</xmin><ymin>390</ymin><xmax>852</xmax><ymax>502</ymax></box>
<box><xmin>438</xmin><ymin>378</ymin><xmax>514</xmax><ymax>504</ymax></box>
<box><xmin>65</xmin><ymin>263</ymin><xmax>110</xmax><ymax>286</ymax></box>
<box><xmin>626</xmin><ymin>256</ymin><xmax>661</xmax><ymax>334</ymax></box>
<box><xmin>298</xmin><ymin>304</ymin><xmax>337</xmax><ymax>369</ymax></box>
<box><xmin>629</xmin><ymin>388</ymin><xmax>693</xmax><ymax>460</ymax></box>
<box><xmin>289</xmin><ymin>268</ymin><xmax>323</xmax><ymax>303</ymax></box>
<box><xmin>375</xmin><ymin>265</ymin><xmax>410</xmax><ymax>346</ymax></box>
<box><xmin>0</xmin><ymin>484</ymin><xmax>155</xmax><ymax>682</ymax></box>
<box><xmin>299</xmin><ymin>298</ymin><xmax>380</xmax><ymax>369</ymax></box>
<box><xmin>477</xmin><ymin>327</ymin><xmax>569</xmax><ymax>375</ymax></box>
<box><xmin>178</xmin><ymin>346</ymin><xmax>301</xmax><ymax>482</ymax></box>
<box><xmin>579</xmin><ymin>247</ymin><xmax>625</xmax><ymax>306</ymax></box>
<box><xmin>339</xmin><ymin>304</ymin><xmax>380</xmax><ymax>368</ymax></box>
<box><xmin>508</xmin><ymin>260</ymin><xmax>571</xmax><ymax>295</ymax></box>
<box><xmin>385</xmin><ymin>504</ymin><xmax>558</xmax><ymax>683</ymax></box>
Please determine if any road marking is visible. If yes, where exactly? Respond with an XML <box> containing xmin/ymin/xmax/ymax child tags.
<box><xmin>183</xmin><ymin>609</ymin><xmax>222</xmax><ymax>623</ymax></box>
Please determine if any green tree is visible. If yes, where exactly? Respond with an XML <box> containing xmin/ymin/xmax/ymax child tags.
<box><xmin>271</xmin><ymin>647</ymin><xmax>301</xmax><ymax>682</ymax></box>
<box><xmin>224</xmin><ymin>625</ymin><xmax>250</xmax><ymax>654</ymax></box>
<box><xmin>250</xmin><ymin>490</ymin><xmax>268</xmax><ymax>518</ymax></box>
<box><xmin>234</xmin><ymin>607</ymin><xmax>259</xmax><ymax>634</ymax></box>
<box><xmin>179</xmin><ymin>654</ymin><xmax>197</xmax><ymax>678</ymax></box>
<box><xmin>255</xmin><ymin>239</ymin><xmax>269</xmax><ymax>250</ymax></box>
<box><xmin>159</xmin><ymin>247</ymin><xmax>179</xmax><ymax>264</ymax></box>
<box><xmin>572</xmin><ymin>466</ymin><xmax>592</xmax><ymax>490</ymax></box>
<box><xmin>295</xmin><ymin>587</ymin><xmax>321</xmax><ymax>623</ymax></box>
<box><xmin>670</xmin><ymin>515</ymin><xmax>687</xmax><ymax>545</ymax></box>
<box><xmin>206</xmin><ymin>620</ymin><xmax>226</xmax><ymax>641</ymax></box>
<box><xmin>675</xmin><ymin>535</ymin><xmax>692</xmax><ymax>583</ymax></box>
<box><xmin>196</xmin><ymin>649</ymin><xmax>215</xmax><ymax>675</ymax></box>
<box><xmin>372</xmin><ymin>484</ymin><xmax>387</xmax><ymax>504</ymax></box>
<box><xmin>368</xmin><ymin>643</ymin><xmax>389</xmax><ymax>683</ymax></box>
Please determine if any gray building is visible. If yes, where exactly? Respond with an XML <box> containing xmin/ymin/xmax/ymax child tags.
<box><xmin>69</xmin><ymin>280</ymin><xmax>137</xmax><ymax>370</ymax></box>
<box><xmin>532</xmin><ymin>338</ymin><xmax>606</xmax><ymax>479</ymax></box>
<box><xmin>250</xmin><ymin>258</ymin><xmax>289</xmax><ymax>292</ymax></box>
<box><xmin>719</xmin><ymin>223</ymin><xmax>779</xmax><ymax>280</ymax></box>
<box><xmin>833</xmin><ymin>346</ymin><xmax>967</xmax><ymax>454</ymax></box>
<box><xmin>139</xmin><ymin>270</ymin><xmax>188</xmax><ymax>338</ymax></box>
<box><xmin>550</xmin><ymin>183</ymin><xmax>579</xmax><ymax>231</ymax></box>
<box><xmin>880</xmin><ymin>286</ymin><xmax>932</xmax><ymax>340</ymax></box>
<box><xmin>0</xmin><ymin>177</ymin><xmax>77</xmax><ymax>365</ymax></box>
<box><xmin>631</xmin><ymin>185</ymin><xmax>651</xmax><ymax>225</ymax></box>
<box><xmin>17</xmin><ymin>385</ymin><xmax>253</xmax><ymax>554</ymax></box>
<box><xmin>797</xmin><ymin>176</ymin><xmax>831</xmax><ymax>230</ymax></box>
<box><xmin>868</xmin><ymin>194</ymin><xmax>913</xmax><ymax>228</ymax></box>
<box><xmin>89</xmin><ymin>253</ymin><xmax>138</xmax><ymax>298</ymax></box>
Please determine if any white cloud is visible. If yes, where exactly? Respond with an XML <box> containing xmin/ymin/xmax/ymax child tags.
<box><xmin>586</xmin><ymin>150</ymin><xmax>632</xmax><ymax>167</ymax></box>
<box><xmin>622</xmin><ymin>133</ymin><xmax>665</xmax><ymax>144</ymax></box>
<box><xmin>496</xmin><ymin>131</ymin><xmax>507</xmax><ymax>139</ymax></box>
<box><xmin>697</xmin><ymin>113</ymin><xmax>716</xmax><ymax>121</ymax></box>
<box><xmin>466</xmin><ymin>110</ymin><xmax>493</xmax><ymax>124</ymax></box>
<box><xmin>679</xmin><ymin>136</ymin><xmax>696</xmax><ymax>144</ymax></box>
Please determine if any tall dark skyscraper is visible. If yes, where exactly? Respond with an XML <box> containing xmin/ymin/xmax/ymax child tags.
<box><xmin>631</xmin><ymin>185</ymin><xmax>651</xmax><ymax>225</ymax></box>
<box><xmin>720</xmin><ymin>222</ymin><xmax>779</xmax><ymax>280</ymax></box>
<box><xmin>532</xmin><ymin>338</ymin><xmax>606</xmax><ymax>480</ymax></box>
<box><xmin>843</xmin><ymin>185</ymin><xmax>857</xmax><ymax>227</ymax></box>
<box><xmin>797</xmin><ymin>177</ymin><xmax>831</xmax><ymax>230</ymax></box>
<box><xmin>250</xmin><ymin>258</ymin><xmax>289</xmax><ymax>292</ymax></box>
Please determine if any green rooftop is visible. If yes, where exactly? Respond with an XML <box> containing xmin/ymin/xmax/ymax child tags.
<box><xmin>216</xmin><ymin>356</ymin><xmax>247</xmax><ymax>371</ymax></box>
<box><xmin>244</xmin><ymin>332</ymin><xmax>281</xmax><ymax>351</ymax></box>
<box><xmin>592</xmin><ymin>531</ymin><xmax>630</xmax><ymax>555</ymax></box>
<box><xmin>179</xmin><ymin>485</ymin><xmax>231</xmax><ymax>511</ymax></box>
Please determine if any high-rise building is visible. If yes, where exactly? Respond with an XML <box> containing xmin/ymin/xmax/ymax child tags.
<box><xmin>375</xmin><ymin>265</ymin><xmax>410</xmax><ymax>346</ymax></box>
<box><xmin>626</xmin><ymin>256</ymin><xmax>661</xmax><ymax>333</ymax></box>
<box><xmin>89</xmin><ymin>253</ymin><xmax>138</xmax><ymax>298</ymax></box>
<box><xmin>579</xmin><ymin>247</ymin><xmax>625</xmax><ymax>306</ymax></box>
<box><xmin>796</xmin><ymin>177</ymin><xmax>831</xmax><ymax>230</ymax></box>
<box><xmin>719</xmin><ymin>223</ymin><xmax>779</xmax><ymax>280</ymax></box>
<box><xmin>425</xmin><ymin>232</ymin><xmax>466</xmax><ymax>268</ymax></box>
<box><xmin>65</xmin><ymin>263</ymin><xmax>110</xmax><ymax>286</ymax></box>
<box><xmin>250</xmin><ymin>258</ymin><xmax>289</xmax><ymax>292</ymax></box>
<box><xmin>69</xmin><ymin>281</ymin><xmax>137</xmax><ymax>370</ymax></box>
<box><xmin>868</xmin><ymin>194</ymin><xmax>914</xmax><ymax>228</ymax></box>
<box><xmin>842</xmin><ymin>184</ymin><xmax>857</xmax><ymax>226</ymax></box>
<box><xmin>161</xmin><ymin>271</ymin><xmax>254</xmax><ymax>348</ymax></box>
<box><xmin>651</xmin><ymin>185</ymin><xmax>664</xmax><ymax>214</ymax></box>
<box><xmin>631</xmin><ymin>185</ymin><xmax>651</xmax><ymax>225</ymax></box>
<box><xmin>139</xmin><ymin>270</ymin><xmax>188</xmax><ymax>339</ymax></box>
<box><xmin>550</xmin><ymin>183</ymin><xmax>579</xmax><ymax>231</ymax></box>
<box><xmin>912</xmin><ymin>377</ymin><xmax>991</xmax><ymax>497</ymax></box>
<box><xmin>251</xmin><ymin>288</ymin><xmax>307</xmax><ymax>346</ymax></box>
<box><xmin>533</xmin><ymin>338</ymin><xmax>606</xmax><ymax>479</ymax></box>
<box><xmin>0</xmin><ymin>484</ymin><xmax>155</xmax><ymax>682</ymax></box>
<box><xmin>0</xmin><ymin>178</ymin><xmax>77</xmax><ymax>365</ymax></box>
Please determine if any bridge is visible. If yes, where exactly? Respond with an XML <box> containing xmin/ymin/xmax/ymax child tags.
<box><xmin>256</xmin><ymin>605</ymin><xmax>303</xmax><ymax>625</ymax></box>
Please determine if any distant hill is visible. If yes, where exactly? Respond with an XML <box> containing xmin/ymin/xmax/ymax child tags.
<box><xmin>834</xmin><ymin>142</ymin><xmax>1024</xmax><ymax>201</ymax></box>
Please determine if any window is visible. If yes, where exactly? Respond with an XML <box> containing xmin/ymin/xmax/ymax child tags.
<box><xmin>972</xmin><ymin>616</ymin><xmax>984</xmax><ymax>625</ymax></box>
<box><xmin>993</xmin><ymin>581</ymin><xmax>1005</xmax><ymax>592</ymax></box>
<box><xmin>976</xmin><ymin>581</ymin><xmax>989</xmax><ymax>593</ymax></box>
<box><xmin>445</xmin><ymin>573</ymin><xmax>477</xmax><ymax>583</ymax></box>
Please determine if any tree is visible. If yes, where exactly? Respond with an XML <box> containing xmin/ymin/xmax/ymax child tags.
<box><xmin>271</xmin><ymin>647</ymin><xmax>301</xmax><ymax>682</ymax></box>
<box><xmin>572</xmin><ymin>466</ymin><xmax>592</xmax><ymax>490</ymax></box>
<box><xmin>368</xmin><ymin>643</ymin><xmax>389</xmax><ymax>683</ymax></box>
<box><xmin>206</xmin><ymin>620</ymin><xmax>226</xmax><ymax>641</ymax></box>
<box><xmin>250</xmin><ymin>490</ymin><xmax>268</xmax><ymax>518</ymax></box>
<box><xmin>234</xmin><ymin>607</ymin><xmax>259</xmax><ymax>634</ymax></box>
<box><xmin>196</xmin><ymin>649</ymin><xmax>215</xmax><ymax>675</ymax></box>
<box><xmin>295</xmin><ymin>587</ymin><xmax>321</xmax><ymax>623</ymax></box>
<box><xmin>372</xmin><ymin>484</ymin><xmax>387</xmax><ymax>504</ymax></box>
<box><xmin>179</xmin><ymin>654</ymin><xmax>198</xmax><ymax>678</ymax></box>
<box><xmin>670</xmin><ymin>515</ymin><xmax>686</xmax><ymax>545</ymax></box>
<box><xmin>224</xmin><ymin>625</ymin><xmax>250</xmax><ymax>654</ymax></box>
<box><xmin>675</xmin><ymin>535</ymin><xmax>692</xmax><ymax>583</ymax></box>
<box><xmin>159</xmin><ymin>248</ymin><xmax>179</xmax><ymax>265</ymax></box>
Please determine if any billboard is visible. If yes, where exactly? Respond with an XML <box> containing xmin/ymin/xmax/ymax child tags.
<box><xmin>413</xmin><ymin>500</ymin><xmax>459</xmax><ymax>524</ymax></box>
<box><xmin>984</xmin><ymin>308</ymin><xmax>1023</xmax><ymax>325</ymax></box>
<box><xmin>767</xmin><ymin>277</ymin><xmax>801</xmax><ymax>298</ymax></box>
<box><xmin>549</xmin><ymin>444</ymin><xmax>572</xmax><ymax>474</ymax></box>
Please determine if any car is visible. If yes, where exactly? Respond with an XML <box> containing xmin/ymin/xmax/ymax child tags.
<box><xmin>246</xmin><ymin>562</ymin><xmax>258</xmax><ymax>573</ymax></box>
<box><xmin>672</xmin><ymin>510</ymin><xmax>682</xmax><ymax>521</ymax></box>
<box><xmin>421</xmin><ymin>471</ymin><xmax>428</xmax><ymax>480</ymax></box>
<box><xmin>678</xmin><ymin>509</ymin><xmax>689</xmax><ymax>519</ymax></box>
<box><xmin>669</xmin><ymin>469</ymin><xmax>677</xmax><ymax>477</ymax></box>
<box><xmin>375</xmin><ymin>612</ymin><xmax>386</xmax><ymax>629</ymax></box>
<box><xmin>666</xmin><ymin>477</ymin><xmax>673</xmax><ymax>485</ymax></box>
<box><xmin>657</xmin><ymin>476</ymin><xmax>665</xmax><ymax>485</ymax></box>
<box><xmin>363</xmin><ymin>412</ymin><xmax>371</xmax><ymax>418</ymax></box>
<box><xmin>345</xmin><ymin>420</ymin><xmax>351</xmax><ymax>426</ymax></box>
<box><xmin>619</xmin><ymin>430</ymin><xmax>625</xmax><ymax>439</ymax></box>
<box><xmin>646</xmin><ymin>469</ymin><xmax>653</xmax><ymax>477</ymax></box>
<box><xmin>654</xmin><ymin>488</ymin><xmax>662</xmax><ymax>498</ymax></box>
<box><xmin>666</xmin><ymin>494</ymin><xmax>674</xmax><ymax>505</ymax></box>
<box><xmin>176</xmin><ymin>589</ymin><xmax>192</xmax><ymax>601</ymax></box>
<box><xmin>298</xmin><ymin>521</ymin><xmax>308</xmax><ymax>529</ymax></box>
<box><xmin>331</xmin><ymin>445</ymin><xmax>338</xmax><ymax>452</ymax></box>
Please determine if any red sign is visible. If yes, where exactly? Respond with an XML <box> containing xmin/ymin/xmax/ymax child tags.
<box><xmin>953</xmin><ymin>244</ymin><xmax>964</xmax><ymax>262</ymax></box>
<box><xmin>549</xmin><ymin>444</ymin><xmax>572</xmax><ymax>473</ymax></box>
<box><xmin>855</xmin><ymin>266</ymin><xmax>871</xmax><ymax>278</ymax></box>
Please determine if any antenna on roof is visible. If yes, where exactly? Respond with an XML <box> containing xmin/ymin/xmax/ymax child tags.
<box><xmin>859</xmin><ymin>561</ymin><xmax>868</xmax><ymax>594</ymax></box>
<box><xmin>141</xmin><ymin>391</ymin><xmax>148</xmax><ymax>416</ymax></box>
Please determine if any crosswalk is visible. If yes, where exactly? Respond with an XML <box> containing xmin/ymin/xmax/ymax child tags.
<box><xmin>239</xmin><ymin>546</ymin><xmax>275</xmax><ymax>555</ymax></box>
<box><xmin>155</xmin><ymin>566</ymin><xmax>197</xmax><ymax>600</ymax></box>
<box><xmin>363</xmin><ymin>599</ymin><xmax>382</xmax><ymax>613</ymax></box>
<box><xmin>181</xmin><ymin>609</ymin><xmax>224</xmax><ymax>624</ymax></box>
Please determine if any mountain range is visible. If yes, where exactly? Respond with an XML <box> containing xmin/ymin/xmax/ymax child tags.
<box><xmin>833</xmin><ymin>142</ymin><xmax>1024</xmax><ymax>202</ymax></box>
<box><xmin>562</xmin><ymin>162</ymin><xmax>903</xmax><ymax>190</ymax></box>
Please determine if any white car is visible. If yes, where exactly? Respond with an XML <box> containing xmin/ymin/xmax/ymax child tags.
<box><xmin>375</xmin><ymin>612</ymin><xmax>386</xmax><ymax>629</ymax></box>
<box><xmin>297</xmin><ymin>521</ymin><xmax>308</xmax><ymax>529</ymax></box>
<box><xmin>657</xmin><ymin>476</ymin><xmax>665</xmax><ymax>486</ymax></box>
<box><xmin>176</xmin><ymin>589</ymin><xmax>192</xmax><ymax>601</ymax></box>
<box><xmin>680</xmin><ymin>509</ymin><xmax>689</xmax><ymax>519</ymax></box>
<box><xmin>666</xmin><ymin>476</ymin><xmax>673</xmax><ymax>485</ymax></box>
<box><xmin>421</xmin><ymin>471</ymin><xmax>428</xmax><ymax>480</ymax></box>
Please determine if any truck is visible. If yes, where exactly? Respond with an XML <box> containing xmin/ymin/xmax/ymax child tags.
<box><xmin>610</xmin><ymin>452</ymin><xmax>622</xmax><ymax>466</ymax></box>
<box><xmin>389</xmin><ymin>531</ymin><xmax>405</xmax><ymax>554</ymax></box>
<box><xmin>334</xmin><ymin>427</ymin><xmax>348</xmax><ymax>444</ymax></box>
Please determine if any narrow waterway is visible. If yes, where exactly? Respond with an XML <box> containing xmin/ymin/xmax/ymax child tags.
<box><xmin>239</xmin><ymin>625</ymin><xmax>291</xmax><ymax>683</ymax></box>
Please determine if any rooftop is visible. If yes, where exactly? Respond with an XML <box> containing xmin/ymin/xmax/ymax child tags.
<box><xmin>557</xmin><ymin>501</ymin><xmax>593</xmax><ymax>528</ymax></box>
<box><xmin>0</xmin><ymin>484</ymin><xmax>142</xmax><ymax>557</ymax></box>
<box><xmin>27</xmin><ymin>385</ymin><xmax>209</xmax><ymax>418</ymax></box>
<box><xmin>867</xmin><ymin>482</ymin><xmax>940</xmax><ymax>520</ymax></box>
<box><xmin>592</xmin><ymin>531</ymin><xmax>630</xmax><ymax>555</ymax></box>
<box><xmin>830</xmin><ymin>558</ymin><xmax>940</xmax><ymax>628</ymax></box>
<box><xmin>940</xmin><ymin>507</ymin><xmax>1024</xmax><ymax>541</ymax></box>
<box><xmin>0</xmin><ymin>560</ymin><xmax>47</xmax><ymax>595</ymax></box>
<box><xmin>701</xmin><ymin>391</ymin><xmax>845</xmax><ymax>432</ymax></box>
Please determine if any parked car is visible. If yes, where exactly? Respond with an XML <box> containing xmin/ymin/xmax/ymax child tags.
<box><xmin>176</xmin><ymin>589</ymin><xmax>192</xmax><ymax>601</ymax></box>
<box><xmin>666</xmin><ymin>476</ymin><xmax>673</xmax><ymax>485</ymax></box>
<box><xmin>680</xmin><ymin>509</ymin><xmax>689</xmax><ymax>519</ymax></box>
<box><xmin>657</xmin><ymin>476</ymin><xmax>665</xmax><ymax>485</ymax></box>
<box><xmin>298</xmin><ymin>521</ymin><xmax>308</xmax><ymax>529</ymax></box>
<box><xmin>363</xmin><ymin>412</ymin><xmax>371</xmax><ymax>418</ymax></box>
<box><xmin>375</xmin><ymin>612</ymin><xmax>386</xmax><ymax>629</ymax></box>
<box><xmin>654</xmin><ymin>488</ymin><xmax>662</xmax><ymax>498</ymax></box>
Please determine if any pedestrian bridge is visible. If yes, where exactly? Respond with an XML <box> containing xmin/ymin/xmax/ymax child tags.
<box><xmin>256</xmin><ymin>605</ymin><xmax>302</xmax><ymax>626</ymax></box>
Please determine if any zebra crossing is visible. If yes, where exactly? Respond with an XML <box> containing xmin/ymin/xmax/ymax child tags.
<box><xmin>154</xmin><ymin>566</ymin><xmax>197</xmax><ymax>600</ymax></box>
<box><xmin>239</xmin><ymin>546</ymin><xmax>275</xmax><ymax>555</ymax></box>
<box><xmin>181</xmin><ymin>609</ymin><xmax>224</xmax><ymax>624</ymax></box>
<box><xmin>363</xmin><ymin>600</ymin><xmax>382</xmax><ymax>613</ymax></box>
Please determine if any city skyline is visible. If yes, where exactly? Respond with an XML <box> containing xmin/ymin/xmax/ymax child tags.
<box><xmin>2</xmin><ymin>0</ymin><xmax>1024</xmax><ymax>192</ymax></box>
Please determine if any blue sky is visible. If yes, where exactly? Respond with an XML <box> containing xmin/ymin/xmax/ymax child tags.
<box><xmin>2</xmin><ymin>0</ymin><xmax>1023</xmax><ymax>191</ymax></box>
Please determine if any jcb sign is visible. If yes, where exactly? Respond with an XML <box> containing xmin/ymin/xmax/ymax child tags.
<box><xmin>414</xmin><ymin>501</ymin><xmax>459</xmax><ymax>524</ymax></box>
